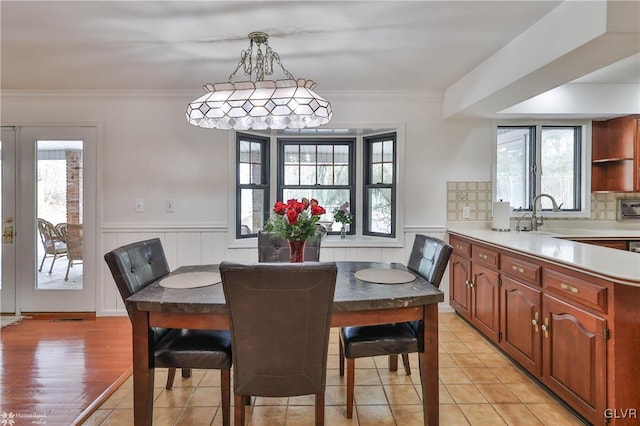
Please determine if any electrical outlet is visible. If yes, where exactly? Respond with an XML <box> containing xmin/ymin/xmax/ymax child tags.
<box><xmin>135</xmin><ymin>199</ymin><xmax>144</xmax><ymax>212</ymax></box>
<box><xmin>165</xmin><ymin>199</ymin><xmax>175</xmax><ymax>213</ymax></box>
<box><xmin>462</xmin><ymin>205</ymin><xmax>471</xmax><ymax>219</ymax></box>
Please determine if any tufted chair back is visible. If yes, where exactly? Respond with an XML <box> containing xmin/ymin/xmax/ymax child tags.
<box><xmin>406</xmin><ymin>234</ymin><xmax>453</xmax><ymax>288</ymax></box>
<box><xmin>257</xmin><ymin>226</ymin><xmax>325</xmax><ymax>262</ymax></box>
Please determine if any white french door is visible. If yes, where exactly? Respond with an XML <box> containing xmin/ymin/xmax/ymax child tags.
<box><xmin>4</xmin><ymin>126</ymin><xmax>97</xmax><ymax>313</ymax></box>
<box><xmin>1</xmin><ymin>128</ymin><xmax>17</xmax><ymax>313</ymax></box>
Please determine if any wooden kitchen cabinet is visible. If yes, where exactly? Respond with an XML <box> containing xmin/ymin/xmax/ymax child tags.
<box><xmin>592</xmin><ymin>115</ymin><xmax>640</xmax><ymax>192</ymax></box>
<box><xmin>500</xmin><ymin>275</ymin><xmax>542</xmax><ymax>376</ymax></box>
<box><xmin>447</xmin><ymin>232</ymin><xmax>637</xmax><ymax>425</ymax></box>
<box><xmin>449</xmin><ymin>252</ymin><xmax>472</xmax><ymax>320</ymax></box>
<box><xmin>542</xmin><ymin>294</ymin><xmax>607</xmax><ymax>423</ymax></box>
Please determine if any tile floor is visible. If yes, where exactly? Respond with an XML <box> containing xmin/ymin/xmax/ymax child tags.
<box><xmin>83</xmin><ymin>313</ymin><xmax>586</xmax><ymax>425</ymax></box>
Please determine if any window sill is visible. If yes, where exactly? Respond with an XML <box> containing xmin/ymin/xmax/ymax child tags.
<box><xmin>228</xmin><ymin>235</ymin><xmax>403</xmax><ymax>249</ymax></box>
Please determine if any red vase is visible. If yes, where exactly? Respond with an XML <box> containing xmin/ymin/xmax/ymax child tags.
<box><xmin>288</xmin><ymin>240</ymin><xmax>306</xmax><ymax>263</ymax></box>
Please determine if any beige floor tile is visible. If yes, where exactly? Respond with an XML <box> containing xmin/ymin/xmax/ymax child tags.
<box><xmin>439</xmin><ymin>384</ymin><xmax>455</xmax><ymax>404</ymax></box>
<box><xmin>98</xmin><ymin>385</ymin><xmax>131</xmax><ymax>410</ymax></box>
<box><xmin>458</xmin><ymin>403</ymin><xmax>507</xmax><ymax>425</ymax></box>
<box><xmin>506</xmin><ymin>382</ymin><xmax>553</xmax><ymax>403</ymax></box>
<box><xmin>383</xmin><ymin>384</ymin><xmax>421</xmax><ymax>405</ymax></box>
<box><xmin>198</xmin><ymin>369</ymin><xmax>223</xmax><ymax>387</ymax></box>
<box><xmin>288</xmin><ymin>394</ymin><xmax>315</xmax><ymax>406</ymax></box>
<box><xmin>354</xmin><ymin>385</ymin><xmax>388</xmax><ymax>405</ymax></box>
<box><xmin>440</xmin><ymin>404</ymin><xmax>471</xmax><ymax>425</ymax></box>
<box><xmin>354</xmin><ymin>357</ymin><xmax>377</xmax><ymax>369</ymax></box>
<box><xmin>175</xmin><ymin>406</ymin><xmax>217</xmax><ymax>425</ymax></box>
<box><xmin>253</xmin><ymin>396</ymin><xmax>289</xmax><ymax>406</ymax></box>
<box><xmin>284</xmin><ymin>405</ymin><xmax>317</xmax><ymax>426</ymax></box>
<box><xmin>322</xmin><ymin>405</ymin><xmax>360</xmax><ymax>425</ymax></box>
<box><xmin>450</xmin><ymin>353</ymin><xmax>486</xmax><ymax>368</ymax></box>
<box><xmin>438</xmin><ymin>352</ymin><xmax>458</xmax><ymax>367</ymax></box>
<box><xmin>475</xmin><ymin>352</ymin><xmax>513</xmax><ymax>367</ymax></box>
<box><xmin>390</xmin><ymin>404</ymin><xmax>425</xmax><ymax>425</ymax></box>
<box><xmin>154</xmin><ymin>386</ymin><xmax>195</xmax><ymax>408</ymax></box>
<box><xmin>189</xmin><ymin>386</ymin><xmax>223</xmax><ymax>406</ymax></box>
<box><xmin>377</xmin><ymin>368</ymin><xmax>414</xmax><ymax>385</ymax></box>
<box><xmin>526</xmin><ymin>403</ymin><xmax>585</xmax><ymax>425</ymax></box>
<box><xmin>324</xmin><ymin>385</ymin><xmax>348</xmax><ymax>406</ymax></box>
<box><xmin>461</xmin><ymin>367</ymin><xmax>500</xmax><ymax>383</ymax></box>
<box><xmin>356</xmin><ymin>405</ymin><xmax>396</xmax><ymax>425</ymax></box>
<box><xmin>439</xmin><ymin>331</ymin><xmax>462</xmax><ymax>342</ymax></box>
<box><xmin>439</xmin><ymin>367</ymin><xmax>472</xmax><ymax>384</ymax></box>
<box><xmin>100</xmin><ymin>408</ymin><xmax>134</xmax><ymax>426</ymax></box>
<box><xmin>441</xmin><ymin>341</ymin><xmax>474</xmax><ymax>354</ymax></box>
<box><xmin>492</xmin><ymin>403</ymin><xmax>543</xmax><ymax>425</ymax></box>
<box><xmin>475</xmin><ymin>383</ymin><xmax>520</xmax><ymax>403</ymax></box>
<box><xmin>446</xmin><ymin>384</ymin><xmax>488</xmax><ymax>404</ymax></box>
<box><xmin>151</xmin><ymin>407</ymin><xmax>183</xmax><ymax>426</ymax></box>
<box><xmin>246</xmin><ymin>405</ymin><xmax>287</xmax><ymax>426</ymax></box>
<box><xmin>492</xmin><ymin>366</ymin><xmax>530</xmax><ymax>384</ymax></box>
<box><xmin>354</xmin><ymin>368</ymin><xmax>382</xmax><ymax>386</ymax></box>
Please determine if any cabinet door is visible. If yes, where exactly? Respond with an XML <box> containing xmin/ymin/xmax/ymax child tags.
<box><xmin>471</xmin><ymin>263</ymin><xmax>500</xmax><ymax>342</ymax></box>
<box><xmin>500</xmin><ymin>276</ymin><xmax>542</xmax><ymax>376</ymax></box>
<box><xmin>449</xmin><ymin>253</ymin><xmax>471</xmax><ymax>320</ymax></box>
<box><xmin>542</xmin><ymin>295</ymin><xmax>607</xmax><ymax>425</ymax></box>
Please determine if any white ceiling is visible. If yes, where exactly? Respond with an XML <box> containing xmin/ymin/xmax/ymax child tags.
<box><xmin>1</xmin><ymin>1</ymin><xmax>639</xmax><ymax>119</ymax></box>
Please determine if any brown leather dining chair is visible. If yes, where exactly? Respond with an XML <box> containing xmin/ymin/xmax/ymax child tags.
<box><xmin>338</xmin><ymin>234</ymin><xmax>452</xmax><ymax>418</ymax></box>
<box><xmin>219</xmin><ymin>261</ymin><xmax>337</xmax><ymax>426</ymax></box>
<box><xmin>104</xmin><ymin>238</ymin><xmax>232</xmax><ymax>426</ymax></box>
<box><xmin>257</xmin><ymin>224</ymin><xmax>326</xmax><ymax>262</ymax></box>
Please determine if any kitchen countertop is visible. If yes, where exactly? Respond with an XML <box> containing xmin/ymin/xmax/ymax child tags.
<box><xmin>447</xmin><ymin>223</ymin><xmax>640</xmax><ymax>287</ymax></box>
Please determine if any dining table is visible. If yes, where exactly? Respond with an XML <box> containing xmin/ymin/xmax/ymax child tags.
<box><xmin>126</xmin><ymin>261</ymin><xmax>445</xmax><ymax>425</ymax></box>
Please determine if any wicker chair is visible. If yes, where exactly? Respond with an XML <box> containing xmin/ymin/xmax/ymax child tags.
<box><xmin>37</xmin><ymin>218</ymin><xmax>67</xmax><ymax>274</ymax></box>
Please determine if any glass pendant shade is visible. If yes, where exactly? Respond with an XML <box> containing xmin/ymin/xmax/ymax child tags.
<box><xmin>186</xmin><ymin>79</ymin><xmax>332</xmax><ymax>130</ymax></box>
<box><xmin>186</xmin><ymin>32</ymin><xmax>332</xmax><ymax>131</ymax></box>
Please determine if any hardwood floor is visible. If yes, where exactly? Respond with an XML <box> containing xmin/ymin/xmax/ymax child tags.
<box><xmin>0</xmin><ymin>316</ymin><xmax>132</xmax><ymax>425</ymax></box>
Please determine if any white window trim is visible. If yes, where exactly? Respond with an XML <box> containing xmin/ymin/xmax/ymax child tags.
<box><xmin>491</xmin><ymin>119</ymin><xmax>592</xmax><ymax>219</ymax></box>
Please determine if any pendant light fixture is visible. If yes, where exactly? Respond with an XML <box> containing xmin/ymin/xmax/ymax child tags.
<box><xmin>186</xmin><ymin>32</ymin><xmax>332</xmax><ymax>130</ymax></box>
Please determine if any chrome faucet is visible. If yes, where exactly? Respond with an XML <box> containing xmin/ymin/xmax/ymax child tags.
<box><xmin>530</xmin><ymin>193</ymin><xmax>561</xmax><ymax>231</ymax></box>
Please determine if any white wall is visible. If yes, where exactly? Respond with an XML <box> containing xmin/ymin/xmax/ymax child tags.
<box><xmin>2</xmin><ymin>91</ymin><xmax>493</xmax><ymax>315</ymax></box>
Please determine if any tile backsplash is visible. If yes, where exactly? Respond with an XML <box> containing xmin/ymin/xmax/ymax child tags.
<box><xmin>447</xmin><ymin>181</ymin><xmax>640</xmax><ymax>222</ymax></box>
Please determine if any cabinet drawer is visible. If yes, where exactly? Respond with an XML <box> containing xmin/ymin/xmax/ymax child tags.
<box><xmin>501</xmin><ymin>254</ymin><xmax>541</xmax><ymax>286</ymax></box>
<box><xmin>544</xmin><ymin>269</ymin><xmax>607</xmax><ymax>313</ymax></box>
<box><xmin>449</xmin><ymin>235</ymin><xmax>471</xmax><ymax>257</ymax></box>
<box><xmin>471</xmin><ymin>245</ymin><xmax>499</xmax><ymax>269</ymax></box>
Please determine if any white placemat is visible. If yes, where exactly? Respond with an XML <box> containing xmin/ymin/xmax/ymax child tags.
<box><xmin>354</xmin><ymin>268</ymin><xmax>416</xmax><ymax>284</ymax></box>
<box><xmin>159</xmin><ymin>271</ymin><xmax>221</xmax><ymax>289</ymax></box>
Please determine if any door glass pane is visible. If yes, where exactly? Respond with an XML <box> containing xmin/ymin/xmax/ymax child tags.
<box><xmin>496</xmin><ymin>127</ymin><xmax>531</xmax><ymax>210</ymax></box>
<box><xmin>36</xmin><ymin>140</ymin><xmax>83</xmax><ymax>290</ymax></box>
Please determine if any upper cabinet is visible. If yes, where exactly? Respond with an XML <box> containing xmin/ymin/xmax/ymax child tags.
<box><xmin>591</xmin><ymin>116</ymin><xmax>639</xmax><ymax>192</ymax></box>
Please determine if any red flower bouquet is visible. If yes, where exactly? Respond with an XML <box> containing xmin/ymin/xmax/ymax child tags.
<box><xmin>264</xmin><ymin>198</ymin><xmax>326</xmax><ymax>241</ymax></box>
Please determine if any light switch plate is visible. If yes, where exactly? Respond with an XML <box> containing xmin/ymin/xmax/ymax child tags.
<box><xmin>135</xmin><ymin>199</ymin><xmax>144</xmax><ymax>212</ymax></box>
<box><xmin>462</xmin><ymin>205</ymin><xmax>471</xmax><ymax>219</ymax></box>
<box><xmin>165</xmin><ymin>199</ymin><xmax>175</xmax><ymax>213</ymax></box>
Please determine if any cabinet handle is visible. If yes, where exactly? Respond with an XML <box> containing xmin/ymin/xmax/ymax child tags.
<box><xmin>456</xmin><ymin>244</ymin><xmax>464</xmax><ymax>251</ymax></box>
<box><xmin>541</xmin><ymin>317</ymin><xmax>549</xmax><ymax>339</ymax></box>
<box><xmin>560</xmin><ymin>283</ymin><xmax>579</xmax><ymax>294</ymax></box>
<box><xmin>478</xmin><ymin>253</ymin><xmax>488</xmax><ymax>260</ymax></box>
<box><xmin>531</xmin><ymin>312</ymin><xmax>539</xmax><ymax>332</ymax></box>
<box><xmin>512</xmin><ymin>265</ymin><xmax>525</xmax><ymax>274</ymax></box>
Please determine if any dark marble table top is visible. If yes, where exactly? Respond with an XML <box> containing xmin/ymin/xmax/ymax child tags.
<box><xmin>126</xmin><ymin>261</ymin><xmax>444</xmax><ymax>315</ymax></box>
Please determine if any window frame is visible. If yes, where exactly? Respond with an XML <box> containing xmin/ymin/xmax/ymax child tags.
<box><xmin>493</xmin><ymin>121</ymin><xmax>590</xmax><ymax>218</ymax></box>
<box><xmin>363</xmin><ymin>132</ymin><xmax>397</xmax><ymax>238</ymax></box>
<box><xmin>276</xmin><ymin>137</ymin><xmax>356</xmax><ymax>236</ymax></box>
<box><xmin>236</xmin><ymin>132</ymin><xmax>270</xmax><ymax>239</ymax></box>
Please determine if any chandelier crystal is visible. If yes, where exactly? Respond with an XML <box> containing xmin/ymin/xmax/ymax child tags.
<box><xmin>186</xmin><ymin>32</ymin><xmax>332</xmax><ymax>130</ymax></box>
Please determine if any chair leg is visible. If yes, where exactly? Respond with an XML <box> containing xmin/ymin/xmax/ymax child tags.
<box><xmin>39</xmin><ymin>254</ymin><xmax>47</xmax><ymax>272</ymax></box>
<box><xmin>315</xmin><ymin>393</ymin><xmax>325</xmax><ymax>426</ymax></box>
<box><xmin>234</xmin><ymin>394</ymin><xmax>245</xmax><ymax>426</ymax></box>
<box><xmin>402</xmin><ymin>353</ymin><xmax>412</xmax><ymax>376</ymax></box>
<box><xmin>166</xmin><ymin>368</ymin><xmax>176</xmax><ymax>390</ymax></box>
<box><xmin>181</xmin><ymin>368</ymin><xmax>192</xmax><ymax>379</ymax></box>
<box><xmin>346</xmin><ymin>358</ymin><xmax>355</xmax><ymax>419</ymax></box>
<box><xmin>221</xmin><ymin>369</ymin><xmax>230</xmax><ymax>426</ymax></box>
<box><xmin>389</xmin><ymin>354</ymin><xmax>398</xmax><ymax>371</ymax></box>
<box><xmin>48</xmin><ymin>253</ymin><xmax>58</xmax><ymax>274</ymax></box>
<box><xmin>65</xmin><ymin>260</ymin><xmax>72</xmax><ymax>281</ymax></box>
<box><xmin>245</xmin><ymin>396</ymin><xmax>252</xmax><ymax>405</ymax></box>
<box><xmin>339</xmin><ymin>339</ymin><xmax>344</xmax><ymax>377</ymax></box>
